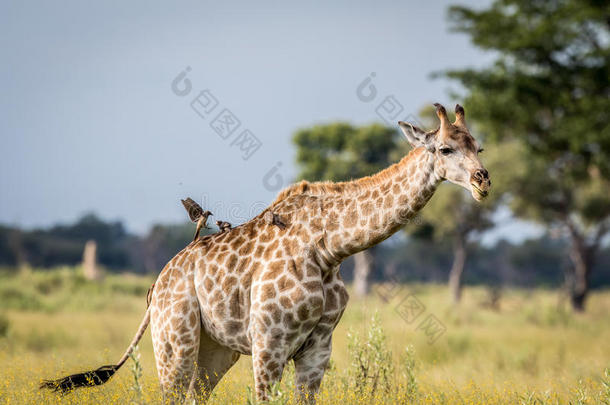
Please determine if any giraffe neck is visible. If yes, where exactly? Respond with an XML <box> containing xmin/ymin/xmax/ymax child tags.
<box><xmin>327</xmin><ymin>147</ymin><xmax>441</xmax><ymax>260</ymax></box>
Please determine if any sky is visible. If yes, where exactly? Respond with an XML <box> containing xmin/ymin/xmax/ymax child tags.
<box><xmin>0</xmin><ymin>0</ymin><xmax>543</xmax><ymax>243</ymax></box>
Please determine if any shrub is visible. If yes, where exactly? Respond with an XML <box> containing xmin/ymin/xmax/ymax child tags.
<box><xmin>346</xmin><ymin>312</ymin><xmax>394</xmax><ymax>397</ymax></box>
<box><xmin>401</xmin><ymin>345</ymin><xmax>418</xmax><ymax>401</ymax></box>
<box><xmin>129</xmin><ymin>345</ymin><xmax>143</xmax><ymax>404</ymax></box>
<box><xmin>22</xmin><ymin>328</ymin><xmax>74</xmax><ymax>352</ymax></box>
<box><xmin>602</xmin><ymin>368</ymin><xmax>610</xmax><ymax>405</ymax></box>
<box><xmin>34</xmin><ymin>272</ymin><xmax>65</xmax><ymax>295</ymax></box>
<box><xmin>0</xmin><ymin>313</ymin><xmax>9</xmax><ymax>338</ymax></box>
<box><xmin>0</xmin><ymin>287</ymin><xmax>43</xmax><ymax>311</ymax></box>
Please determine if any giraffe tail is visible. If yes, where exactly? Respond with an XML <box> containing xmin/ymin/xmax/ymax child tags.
<box><xmin>40</xmin><ymin>308</ymin><xmax>151</xmax><ymax>394</ymax></box>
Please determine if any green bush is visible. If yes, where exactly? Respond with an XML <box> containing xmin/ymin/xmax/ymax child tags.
<box><xmin>0</xmin><ymin>287</ymin><xmax>43</xmax><ymax>311</ymax></box>
<box><xmin>0</xmin><ymin>268</ymin><xmax>154</xmax><ymax>313</ymax></box>
<box><xmin>22</xmin><ymin>328</ymin><xmax>75</xmax><ymax>352</ymax></box>
<box><xmin>0</xmin><ymin>313</ymin><xmax>9</xmax><ymax>338</ymax></box>
<box><xmin>346</xmin><ymin>312</ymin><xmax>394</xmax><ymax>397</ymax></box>
<box><xmin>34</xmin><ymin>272</ymin><xmax>65</xmax><ymax>295</ymax></box>
<box><xmin>401</xmin><ymin>345</ymin><xmax>418</xmax><ymax>401</ymax></box>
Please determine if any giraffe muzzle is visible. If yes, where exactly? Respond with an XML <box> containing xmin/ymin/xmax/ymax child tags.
<box><xmin>470</xmin><ymin>169</ymin><xmax>491</xmax><ymax>201</ymax></box>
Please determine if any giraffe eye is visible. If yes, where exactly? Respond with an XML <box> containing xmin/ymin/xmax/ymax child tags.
<box><xmin>440</xmin><ymin>147</ymin><xmax>454</xmax><ymax>155</ymax></box>
<box><xmin>477</xmin><ymin>148</ymin><xmax>484</xmax><ymax>153</ymax></box>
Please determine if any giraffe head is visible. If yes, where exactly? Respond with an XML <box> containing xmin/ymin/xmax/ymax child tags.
<box><xmin>398</xmin><ymin>103</ymin><xmax>491</xmax><ymax>201</ymax></box>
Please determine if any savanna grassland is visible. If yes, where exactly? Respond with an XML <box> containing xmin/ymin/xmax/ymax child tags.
<box><xmin>0</xmin><ymin>267</ymin><xmax>609</xmax><ymax>404</ymax></box>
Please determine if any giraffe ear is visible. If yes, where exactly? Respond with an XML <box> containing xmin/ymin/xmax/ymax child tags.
<box><xmin>398</xmin><ymin>121</ymin><xmax>435</xmax><ymax>152</ymax></box>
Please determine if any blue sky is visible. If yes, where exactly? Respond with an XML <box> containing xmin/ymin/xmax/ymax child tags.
<box><xmin>0</xmin><ymin>0</ymin><xmax>542</xmax><ymax>242</ymax></box>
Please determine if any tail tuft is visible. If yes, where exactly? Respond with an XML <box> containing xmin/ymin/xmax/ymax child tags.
<box><xmin>40</xmin><ymin>365</ymin><xmax>118</xmax><ymax>393</ymax></box>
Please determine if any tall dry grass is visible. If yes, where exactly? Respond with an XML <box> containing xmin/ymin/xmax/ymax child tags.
<box><xmin>0</xmin><ymin>268</ymin><xmax>609</xmax><ymax>404</ymax></box>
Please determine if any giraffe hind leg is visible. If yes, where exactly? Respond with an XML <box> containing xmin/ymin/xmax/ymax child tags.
<box><xmin>150</xmin><ymin>286</ymin><xmax>202</xmax><ymax>403</ymax></box>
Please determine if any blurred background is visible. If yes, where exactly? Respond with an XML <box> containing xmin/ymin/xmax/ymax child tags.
<box><xmin>1</xmin><ymin>0</ymin><xmax>608</xmax><ymax>310</ymax></box>
<box><xmin>0</xmin><ymin>1</ymin><xmax>609</xmax><ymax>403</ymax></box>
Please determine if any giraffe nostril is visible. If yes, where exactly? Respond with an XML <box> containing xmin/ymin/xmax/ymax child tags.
<box><xmin>473</xmin><ymin>169</ymin><xmax>488</xmax><ymax>183</ymax></box>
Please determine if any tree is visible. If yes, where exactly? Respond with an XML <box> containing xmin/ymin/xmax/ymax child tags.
<box><xmin>444</xmin><ymin>0</ymin><xmax>610</xmax><ymax>310</ymax></box>
<box><xmin>293</xmin><ymin>123</ymin><xmax>401</xmax><ymax>297</ymax></box>
<box><xmin>133</xmin><ymin>222</ymin><xmax>212</xmax><ymax>274</ymax></box>
<box><xmin>401</xmin><ymin>106</ymin><xmax>525</xmax><ymax>303</ymax></box>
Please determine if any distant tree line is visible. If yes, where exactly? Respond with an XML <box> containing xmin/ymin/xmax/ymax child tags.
<box><xmin>1</xmin><ymin>213</ymin><xmax>609</xmax><ymax>289</ymax></box>
<box><xmin>361</xmin><ymin>235</ymin><xmax>610</xmax><ymax>291</ymax></box>
<box><xmin>0</xmin><ymin>213</ymin><xmax>207</xmax><ymax>274</ymax></box>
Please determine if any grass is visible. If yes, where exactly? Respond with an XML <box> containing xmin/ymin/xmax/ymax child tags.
<box><xmin>0</xmin><ymin>268</ymin><xmax>609</xmax><ymax>404</ymax></box>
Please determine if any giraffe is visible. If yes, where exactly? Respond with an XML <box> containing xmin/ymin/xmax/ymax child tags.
<box><xmin>41</xmin><ymin>104</ymin><xmax>490</xmax><ymax>403</ymax></box>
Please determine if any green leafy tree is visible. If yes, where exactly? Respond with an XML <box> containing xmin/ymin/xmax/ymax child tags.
<box><xmin>443</xmin><ymin>0</ymin><xmax>610</xmax><ymax>310</ymax></box>
<box><xmin>401</xmin><ymin>106</ymin><xmax>526</xmax><ymax>303</ymax></box>
<box><xmin>293</xmin><ymin>123</ymin><xmax>401</xmax><ymax>296</ymax></box>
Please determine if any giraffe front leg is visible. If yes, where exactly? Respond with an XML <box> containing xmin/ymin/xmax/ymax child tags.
<box><xmin>252</xmin><ymin>348</ymin><xmax>285</xmax><ymax>402</ymax></box>
<box><xmin>293</xmin><ymin>268</ymin><xmax>349</xmax><ymax>403</ymax></box>
<box><xmin>250</xmin><ymin>318</ymin><xmax>289</xmax><ymax>401</ymax></box>
<box><xmin>293</xmin><ymin>333</ymin><xmax>332</xmax><ymax>404</ymax></box>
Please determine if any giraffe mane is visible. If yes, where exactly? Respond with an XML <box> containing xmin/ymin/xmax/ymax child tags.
<box><xmin>271</xmin><ymin>147</ymin><xmax>424</xmax><ymax>206</ymax></box>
